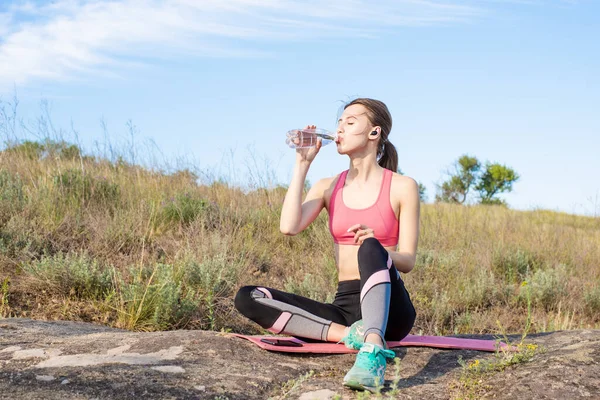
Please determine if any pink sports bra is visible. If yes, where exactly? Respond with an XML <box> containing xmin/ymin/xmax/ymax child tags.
<box><xmin>328</xmin><ymin>169</ymin><xmax>399</xmax><ymax>246</ymax></box>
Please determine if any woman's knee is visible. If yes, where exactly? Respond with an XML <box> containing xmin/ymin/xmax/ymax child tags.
<box><xmin>358</xmin><ymin>237</ymin><xmax>389</xmax><ymax>275</ymax></box>
<box><xmin>234</xmin><ymin>285</ymin><xmax>257</xmax><ymax>317</ymax></box>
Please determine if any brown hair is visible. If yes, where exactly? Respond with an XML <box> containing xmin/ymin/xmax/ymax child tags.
<box><xmin>344</xmin><ymin>98</ymin><xmax>398</xmax><ymax>172</ymax></box>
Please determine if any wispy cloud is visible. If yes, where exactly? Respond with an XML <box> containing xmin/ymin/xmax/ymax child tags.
<box><xmin>0</xmin><ymin>0</ymin><xmax>568</xmax><ymax>88</ymax></box>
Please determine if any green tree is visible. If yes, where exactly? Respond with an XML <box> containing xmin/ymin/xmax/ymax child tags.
<box><xmin>435</xmin><ymin>155</ymin><xmax>481</xmax><ymax>204</ymax></box>
<box><xmin>475</xmin><ymin>163</ymin><xmax>520</xmax><ymax>205</ymax></box>
<box><xmin>435</xmin><ymin>155</ymin><xmax>520</xmax><ymax>206</ymax></box>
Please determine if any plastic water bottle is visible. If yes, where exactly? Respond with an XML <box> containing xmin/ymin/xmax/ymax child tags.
<box><xmin>285</xmin><ymin>128</ymin><xmax>337</xmax><ymax>149</ymax></box>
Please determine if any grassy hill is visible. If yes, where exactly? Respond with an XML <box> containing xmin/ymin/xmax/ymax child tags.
<box><xmin>1</xmin><ymin>139</ymin><xmax>599</xmax><ymax>336</ymax></box>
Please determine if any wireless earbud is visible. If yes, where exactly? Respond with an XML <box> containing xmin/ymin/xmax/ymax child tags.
<box><xmin>370</xmin><ymin>130</ymin><xmax>378</xmax><ymax>136</ymax></box>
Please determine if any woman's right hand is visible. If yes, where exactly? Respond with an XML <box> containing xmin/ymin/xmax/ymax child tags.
<box><xmin>295</xmin><ymin>124</ymin><xmax>322</xmax><ymax>164</ymax></box>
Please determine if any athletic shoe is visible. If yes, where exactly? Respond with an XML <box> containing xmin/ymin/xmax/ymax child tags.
<box><xmin>340</xmin><ymin>319</ymin><xmax>365</xmax><ymax>350</ymax></box>
<box><xmin>342</xmin><ymin>342</ymin><xmax>395</xmax><ymax>392</ymax></box>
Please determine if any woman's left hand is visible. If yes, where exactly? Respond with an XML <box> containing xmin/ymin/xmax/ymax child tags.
<box><xmin>347</xmin><ymin>224</ymin><xmax>375</xmax><ymax>245</ymax></box>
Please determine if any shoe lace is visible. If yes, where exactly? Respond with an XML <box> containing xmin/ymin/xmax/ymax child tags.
<box><xmin>356</xmin><ymin>345</ymin><xmax>395</xmax><ymax>372</ymax></box>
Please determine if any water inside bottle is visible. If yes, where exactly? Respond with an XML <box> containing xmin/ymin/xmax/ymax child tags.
<box><xmin>285</xmin><ymin>128</ymin><xmax>336</xmax><ymax>149</ymax></box>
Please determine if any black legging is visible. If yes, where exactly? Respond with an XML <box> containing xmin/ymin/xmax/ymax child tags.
<box><xmin>234</xmin><ymin>238</ymin><xmax>416</xmax><ymax>342</ymax></box>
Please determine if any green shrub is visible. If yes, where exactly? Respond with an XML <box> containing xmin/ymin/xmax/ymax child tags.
<box><xmin>116</xmin><ymin>263</ymin><xmax>201</xmax><ymax>330</ymax></box>
<box><xmin>21</xmin><ymin>252</ymin><xmax>114</xmax><ymax>300</ymax></box>
<box><xmin>519</xmin><ymin>264</ymin><xmax>567</xmax><ymax>311</ymax></box>
<box><xmin>183</xmin><ymin>255</ymin><xmax>237</xmax><ymax>294</ymax></box>
<box><xmin>52</xmin><ymin>168</ymin><xmax>120</xmax><ymax>207</ymax></box>
<box><xmin>584</xmin><ymin>285</ymin><xmax>600</xmax><ymax>318</ymax></box>
<box><xmin>0</xmin><ymin>220</ymin><xmax>51</xmax><ymax>260</ymax></box>
<box><xmin>0</xmin><ymin>170</ymin><xmax>27</xmax><ymax>224</ymax></box>
<box><xmin>4</xmin><ymin>139</ymin><xmax>82</xmax><ymax>161</ymax></box>
<box><xmin>115</xmin><ymin>254</ymin><xmax>242</xmax><ymax>331</ymax></box>
<box><xmin>456</xmin><ymin>269</ymin><xmax>499</xmax><ymax>310</ymax></box>
<box><xmin>493</xmin><ymin>249</ymin><xmax>543</xmax><ymax>284</ymax></box>
<box><xmin>157</xmin><ymin>192</ymin><xmax>213</xmax><ymax>227</ymax></box>
<box><xmin>53</xmin><ymin>169</ymin><xmax>92</xmax><ymax>200</ymax></box>
<box><xmin>183</xmin><ymin>254</ymin><xmax>242</xmax><ymax>330</ymax></box>
<box><xmin>4</xmin><ymin>140</ymin><xmax>45</xmax><ymax>160</ymax></box>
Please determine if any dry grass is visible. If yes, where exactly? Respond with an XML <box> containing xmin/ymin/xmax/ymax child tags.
<box><xmin>1</xmin><ymin>135</ymin><xmax>599</xmax><ymax>335</ymax></box>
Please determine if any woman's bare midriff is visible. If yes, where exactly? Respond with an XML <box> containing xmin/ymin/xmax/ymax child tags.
<box><xmin>334</xmin><ymin>243</ymin><xmax>397</xmax><ymax>281</ymax></box>
<box><xmin>323</xmin><ymin>173</ymin><xmax>400</xmax><ymax>282</ymax></box>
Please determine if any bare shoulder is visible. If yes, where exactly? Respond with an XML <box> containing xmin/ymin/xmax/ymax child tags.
<box><xmin>317</xmin><ymin>173</ymin><xmax>342</xmax><ymax>208</ymax></box>
<box><xmin>390</xmin><ymin>172</ymin><xmax>419</xmax><ymax>205</ymax></box>
<box><xmin>313</xmin><ymin>174</ymin><xmax>339</xmax><ymax>192</ymax></box>
<box><xmin>306</xmin><ymin>174</ymin><xmax>340</xmax><ymax>199</ymax></box>
<box><xmin>391</xmin><ymin>172</ymin><xmax>418</xmax><ymax>192</ymax></box>
<box><xmin>323</xmin><ymin>174</ymin><xmax>341</xmax><ymax>186</ymax></box>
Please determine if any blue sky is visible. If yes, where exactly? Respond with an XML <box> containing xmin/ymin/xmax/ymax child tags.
<box><xmin>1</xmin><ymin>0</ymin><xmax>598</xmax><ymax>215</ymax></box>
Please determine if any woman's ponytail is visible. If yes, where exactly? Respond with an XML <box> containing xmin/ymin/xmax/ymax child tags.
<box><xmin>377</xmin><ymin>140</ymin><xmax>398</xmax><ymax>173</ymax></box>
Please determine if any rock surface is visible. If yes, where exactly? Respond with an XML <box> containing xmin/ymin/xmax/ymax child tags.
<box><xmin>0</xmin><ymin>319</ymin><xmax>598</xmax><ymax>399</ymax></box>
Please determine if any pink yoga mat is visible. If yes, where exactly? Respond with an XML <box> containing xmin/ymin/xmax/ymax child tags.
<box><xmin>231</xmin><ymin>334</ymin><xmax>511</xmax><ymax>353</ymax></box>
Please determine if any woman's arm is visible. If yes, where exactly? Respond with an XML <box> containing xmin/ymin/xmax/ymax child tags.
<box><xmin>280</xmin><ymin>162</ymin><xmax>328</xmax><ymax>235</ymax></box>
<box><xmin>388</xmin><ymin>177</ymin><xmax>420</xmax><ymax>273</ymax></box>
<box><xmin>280</xmin><ymin>124</ymin><xmax>327</xmax><ymax>236</ymax></box>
